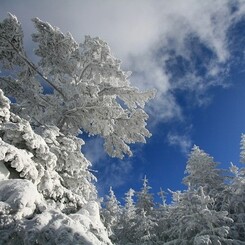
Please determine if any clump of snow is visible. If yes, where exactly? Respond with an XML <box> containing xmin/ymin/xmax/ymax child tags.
<box><xmin>0</xmin><ymin>179</ymin><xmax>43</xmax><ymax>218</ymax></box>
<box><xmin>71</xmin><ymin>201</ymin><xmax>112</xmax><ymax>244</ymax></box>
<box><xmin>194</xmin><ymin>235</ymin><xmax>212</xmax><ymax>245</ymax></box>
<box><xmin>0</xmin><ymin>89</ymin><xmax>10</xmax><ymax>123</ymax></box>
<box><xmin>20</xmin><ymin>203</ymin><xmax>112</xmax><ymax>245</ymax></box>
<box><xmin>0</xmin><ymin>179</ymin><xmax>111</xmax><ymax>245</ymax></box>
<box><xmin>0</xmin><ymin>163</ymin><xmax>9</xmax><ymax>180</ymax></box>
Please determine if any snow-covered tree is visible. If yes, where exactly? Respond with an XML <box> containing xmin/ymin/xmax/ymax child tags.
<box><xmin>123</xmin><ymin>188</ymin><xmax>137</xmax><ymax>223</ymax></box>
<box><xmin>133</xmin><ymin>209</ymin><xmax>157</xmax><ymax>245</ymax></box>
<box><xmin>115</xmin><ymin>188</ymin><xmax>137</xmax><ymax>244</ymax></box>
<box><xmin>0</xmin><ymin>13</ymin><xmax>155</xmax><ymax>159</ymax></box>
<box><xmin>154</xmin><ymin>188</ymin><xmax>169</xmax><ymax>242</ymax></box>
<box><xmin>163</xmin><ymin>187</ymin><xmax>233</xmax><ymax>244</ymax></box>
<box><xmin>226</xmin><ymin>164</ymin><xmax>245</xmax><ymax>242</ymax></box>
<box><xmin>112</xmin><ymin>180</ymin><xmax>157</xmax><ymax>244</ymax></box>
<box><xmin>102</xmin><ymin>187</ymin><xmax>121</xmax><ymax>239</ymax></box>
<box><xmin>37</xmin><ymin>126</ymin><xmax>97</xmax><ymax>211</ymax></box>
<box><xmin>183</xmin><ymin>145</ymin><xmax>225</xmax><ymax>197</ymax></box>
<box><xmin>158</xmin><ymin>187</ymin><xmax>167</xmax><ymax>208</ymax></box>
<box><xmin>226</xmin><ymin>137</ymin><xmax>245</xmax><ymax>242</ymax></box>
<box><xmin>240</xmin><ymin>133</ymin><xmax>245</xmax><ymax>163</ymax></box>
<box><xmin>0</xmin><ymin>13</ymin><xmax>154</xmax><ymax>244</ymax></box>
<box><xmin>0</xmin><ymin>89</ymin><xmax>112</xmax><ymax>244</ymax></box>
<box><xmin>136</xmin><ymin>175</ymin><xmax>154</xmax><ymax>214</ymax></box>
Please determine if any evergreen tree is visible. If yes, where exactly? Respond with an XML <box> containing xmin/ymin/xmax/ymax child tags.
<box><xmin>133</xmin><ymin>209</ymin><xmax>157</xmax><ymax>245</ymax></box>
<box><xmin>102</xmin><ymin>187</ymin><xmax>121</xmax><ymax>240</ymax></box>
<box><xmin>155</xmin><ymin>188</ymin><xmax>170</xmax><ymax>243</ymax></box>
<box><xmin>158</xmin><ymin>187</ymin><xmax>167</xmax><ymax>208</ymax></box>
<box><xmin>116</xmin><ymin>188</ymin><xmax>137</xmax><ymax>244</ymax></box>
<box><xmin>0</xmin><ymin>14</ymin><xmax>154</xmax><ymax>244</ymax></box>
<box><xmin>136</xmin><ymin>175</ymin><xmax>154</xmax><ymax>215</ymax></box>
<box><xmin>124</xmin><ymin>188</ymin><xmax>137</xmax><ymax>223</ymax></box>
<box><xmin>183</xmin><ymin>145</ymin><xmax>227</xmax><ymax>214</ymax></box>
<box><xmin>0</xmin><ymin>13</ymin><xmax>155</xmax><ymax>159</ymax></box>
<box><xmin>225</xmin><ymin>136</ymin><xmax>245</xmax><ymax>242</ymax></box>
<box><xmin>164</xmin><ymin>187</ymin><xmax>233</xmax><ymax>244</ymax></box>
<box><xmin>240</xmin><ymin>133</ymin><xmax>245</xmax><ymax>163</ymax></box>
<box><xmin>134</xmin><ymin>176</ymin><xmax>157</xmax><ymax>243</ymax></box>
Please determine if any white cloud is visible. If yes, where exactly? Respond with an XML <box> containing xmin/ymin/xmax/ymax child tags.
<box><xmin>167</xmin><ymin>133</ymin><xmax>192</xmax><ymax>154</ymax></box>
<box><xmin>1</xmin><ymin>0</ymin><xmax>244</xmax><ymax>115</ymax></box>
<box><xmin>82</xmin><ymin>137</ymin><xmax>106</xmax><ymax>164</ymax></box>
<box><xmin>83</xmin><ymin>137</ymin><xmax>134</xmax><ymax>194</ymax></box>
<box><xmin>1</xmin><ymin>0</ymin><xmax>245</xmax><ymax>152</ymax></box>
<box><xmin>95</xmin><ymin>159</ymin><xmax>134</xmax><ymax>196</ymax></box>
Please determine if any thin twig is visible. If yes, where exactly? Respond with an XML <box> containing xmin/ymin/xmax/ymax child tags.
<box><xmin>0</xmin><ymin>35</ymin><xmax>66</xmax><ymax>99</ymax></box>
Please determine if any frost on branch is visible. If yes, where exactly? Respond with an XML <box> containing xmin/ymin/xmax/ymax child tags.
<box><xmin>0</xmin><ymin>89</ymin><xmax>110</xmax><ymax>243</ymax></box>
<box><xmin>0</xmin><ymin>14</ymin><xmax>155</xmax><ymax>158</ymax></box>
<box><xmin>240</xmin><ymin>133</ymin><xmax>245</xmax><ymax>163</ymax></box>
<box><xmin>0</xmin><ymin>13</ymin><xmax>155</xmax><ymax>244</ymax></box>
<box><xmin>0</xmin><ymin>179</ymin><xmax>43</xmax><ymax>219</ymax></box>
<box><xmin>39</xmin><ymin>126</ymin><xmax>97</xmax><ymax>203</ymax></box>
<box><xmin>0</xmin><ymin>89</ymin><xmax>94</xmax><ymax>211</ymax></box>
<box><xmin>0</xmin><ymin>182</ymin><xmax>111</xmax><ymax>245</ymax></box>
<box><xmin>183</xmin><ymin>145</ymin><xmax>224</xmax><ymax>195</ymax></box>
<box><xmin>0</xmin><ymin>13</ymin><xmax>24</xmax><ymax>69</ymax></box>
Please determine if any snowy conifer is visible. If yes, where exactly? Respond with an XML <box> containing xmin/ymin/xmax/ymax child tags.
<box><xmin>183</xmin><ymin>145</ymin><xmax>225</xmax><ymax>197</ymax></box>
<box><xmin>240</xmin><ymin>133</ymin><xmax>245</xmax><ymax>163</ymax></box>
<box><xmin>164</xmin><ymin>187</ymin><xmax>233</xmax><ymax>244</ymax></box>
<box><xmin>136</xmin><ymin>175</ymin><xmax>154</xmax><ymax>214</ymax></box>
<box><xmin>227</xmin><ymin>150</ymin><xmax>245</xmax><ymax>242</ymax></box>
<box><xmin>133</xmin><ymin>209</ymin><xmax>157</xmax><ymax>245</ymax></box>
<box><xmin>102</xmin><ymin>187</ymin><xmax>121</xmax><ymax>240</ymax></box>
<box><xmin>115</xmin><ymin>188</ymin><xmax>137</xmax><ymax>244</ymax></box>
<box><xmin>0</xmin><ymin>13</ymin><xmax>155</xmax><ymax>159</ymax></box>
<box><xmin>0</xmin><ymin>13</ymin><xmax>154</xmax><ymax>244</ymax></box>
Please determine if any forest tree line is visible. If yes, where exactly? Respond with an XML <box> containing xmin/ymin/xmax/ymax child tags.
<box><xmin>101</xmin><ymin>144</ymin><xmax>245</xmax><ymax>244</ymax></box>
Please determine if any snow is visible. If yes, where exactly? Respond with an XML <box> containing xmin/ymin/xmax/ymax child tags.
<box><xmin>0</xmin><ymin>179</ymin><xmax>43</xmax><ymax>218</ymax></box>
<box><xmin>0</xmin><ymin>179</ymin><xmax>112</xmax><ymax>244</ymax></box>
<box><xmin>0</xmin><ymin>163</ymin><xmax>9</xmax><ymax>180</ymax></box>
<box><xmin>194</xmin><ymin>235</ymin><xmax>212</xmax><ymax>245</ymax></box>
<box><xmin>70</xmin><ymin>201</ymin><xmax>112</xmax><ymax>244</ymax></box>
<box><xmin>22</xmin><ymin>207</ymin><xmax>112</xmax><ymax>245</ymax></box>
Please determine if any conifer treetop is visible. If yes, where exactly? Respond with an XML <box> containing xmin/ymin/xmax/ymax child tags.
<box><xmin>0</xmin><ymin>13</ymin><xmax>155</xmax><ymax>159</ymax></box>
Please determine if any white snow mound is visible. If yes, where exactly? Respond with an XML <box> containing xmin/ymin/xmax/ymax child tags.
<box><xmin>0</xmin><ymin>179</ymin><xmax>43</xmax><ymax>218</ymax></box>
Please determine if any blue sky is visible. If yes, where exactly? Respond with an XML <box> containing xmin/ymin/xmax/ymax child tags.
<box><xmin>1</xmin><ymin>0</ymin><xmax>245</xmax><ymax>203</ymax></box>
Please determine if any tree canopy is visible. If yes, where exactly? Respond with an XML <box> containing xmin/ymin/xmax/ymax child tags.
<box><xmin>0</xmin><ymin>13</ymin><xmax>154</xmax><ymax>244</ymax></box>
<box><xmin>0</xmin><ymin>13</ymin><xmax>155</xmax><ymax>159</ymax></box>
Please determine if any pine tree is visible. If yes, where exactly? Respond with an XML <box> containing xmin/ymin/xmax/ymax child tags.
<box><xmin>133</xmin><ymin>209</ymin><xmax>157</xmax><ymax>245</ymax></box>
<box><xmin>240</xmin><ymin>133</ymin><xmax>245</xmax><ymax>163</ymax></box>
<box><xmin>158</xmin><ymin>187</ymin><xmax>167</xmax><ymax>208</ymax></box>
<box><xmin>116</xmin><ymin>188</ymin><xmax>137</xmax><ymax>244</ymax></box>
<box><xmin>0</xmin><ymin>13</ymin><xmax>155</xmax><ymax>159</ymax></box>
<box><xmin>183</xmin><ymin>145</ymin><xmax>225</xmax><ymax>211</ymax></box>
<box><xmin>155</xmin><ymin>188</ymin><xmax>169</xmax><ymax>243</ymax></box>
<box><xmin>0</xmin><ymin>13</ymin><xmax>154</xmax><ymax>244</ymax></box>
<box><xmin>134</xmin><ymin>176</ymin><xmax>157</xmax><ymax>243</ymax></box>
<box><xmin>102</xmin><ymin>187</ymin><xmax>121</xmax><ymax>240</ymax></box>
<box><xmin>136</xmin><ymin>175</ymin><xmax>154</xmax><ymax>215</ymax></box>
<box><xmin>164</xmin><ymin>187</ymin><xmax>233</xmax><ymax>244</ymax></box>
<box><xmin>225</xmin><ymin>136</ymin><xmax>245</xmax><ymax>242</ymax></box>
<box><xmin>0</xmin><ymin>89</ymin><xmax>112</xmax><ymax>244</ymax></box>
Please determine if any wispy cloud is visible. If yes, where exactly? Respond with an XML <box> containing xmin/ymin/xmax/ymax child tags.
<box><xmin>167</xmin><ymin>132</ymin><xmax>192</xmax><ymax>154</ymax></box>
<box><xmin>1</xmin><ymin>0</ymin><xmax>245</xmax><ymax>157</ymax></box>
<box><xmin>83</xmin><ymin>137</ymin><xmax>135</xmax><ymax>194</ymax></box>
<box><xmin>96</xmin><ymin>160</ymin><xmax>133</xmax><ymax>195</ymax></box>
<box><xmin>82</xmin><ymin>137</ymin><xmax>106</xmax><ymax>165</ymax></box>
<box><xmin>1</xmin><ymin>0</ymin><xmax>244</xmax><ymax>119</ymax></box>
<box><xmin>126</xmin><ymin>0</ymin><xmax>245</xmax><ymax>117</ymax></box>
